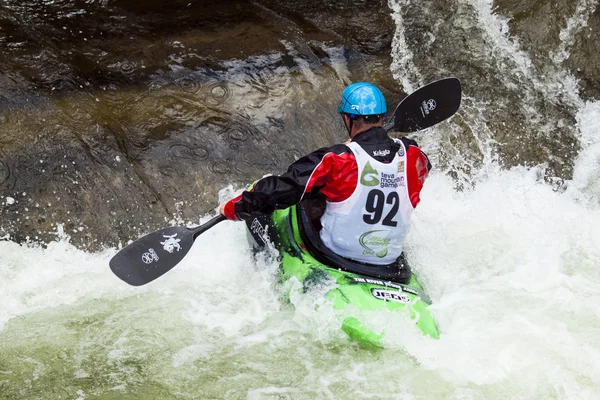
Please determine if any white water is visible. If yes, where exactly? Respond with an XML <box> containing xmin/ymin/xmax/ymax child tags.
<box><xmin>3</xmin><ymin>103</ymin><xmax>600</xmax><ymax>397</ymax></box>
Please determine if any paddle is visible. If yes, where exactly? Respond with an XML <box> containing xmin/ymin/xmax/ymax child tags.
<box><xmin>109</xmin><ymin>215</ymin><xmax>226</xmax><ymax>286</ymax></box>
<box><xmin>385</xmin><ymin>77</ymin><xmax>462</xmax><ymax>132</ymax></box>
<box><xmin>110</xmin><ymin>78</ymin><xmax>462</xmax><ymax>286</ymax></box>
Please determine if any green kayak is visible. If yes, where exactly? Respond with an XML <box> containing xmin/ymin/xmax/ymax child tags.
<box><xmin>245</xmin><ymin>200</ymin><xmax>439</xmax><ymax>348</ymax></box>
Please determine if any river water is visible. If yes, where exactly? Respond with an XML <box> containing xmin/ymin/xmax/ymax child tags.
<box><xmin>2</xmin><ymin>0</ymin><xmax>600</xmax><ymax>399</ymax></box>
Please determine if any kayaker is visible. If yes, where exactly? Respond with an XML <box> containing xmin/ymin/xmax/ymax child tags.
<box><xmin>219</xmin><ymin>82</ymin><xmax>431</xmax><ymax>265</ymax></box>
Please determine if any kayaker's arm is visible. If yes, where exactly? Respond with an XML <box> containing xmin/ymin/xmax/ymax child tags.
<box><xmin>222</xmin><ymin>144</ymin><xmax>356</xmax><ymax>221</ymax></box>
<box><xmin>220</xmin><ymin>134</ymin><xmax>432</xmax><ymax>220</ymax></box>
<box><xmin>399</xmin><ymin>137</ymin><xmax>432</xmax><ymax>208</ymax></box>
<box><xmin>399</xmin><ymin>137</ymin><xmax>432</xmax><ymax>173</ymax></box>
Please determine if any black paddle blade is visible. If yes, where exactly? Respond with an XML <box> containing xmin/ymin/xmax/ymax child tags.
<box><xmin>392</xmin><ymin>77</ymin><xmax>461</xmax><ymax>133</ymax></box>
<box><xmin>109</xmin><ymin>226</ymin><xmax>195</xmax><ymax>286</ymax></box>
<box><xmin>109</xmin><ymin>215</ymin><xmax>226</xmax><ymax>286</ymax></box>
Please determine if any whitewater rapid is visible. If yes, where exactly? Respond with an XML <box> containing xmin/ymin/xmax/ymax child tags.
<box><xmin>2</xmin><ymin>100</ymin><xmax>599</xmax><ymax>399</ymax></box>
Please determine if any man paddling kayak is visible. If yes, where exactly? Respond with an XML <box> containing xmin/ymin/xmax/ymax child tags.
<box><xmin>109</xmin><ymin>78</ymin><xmax>459</xmax><ymax>287</ymax></box>
<box><xmin>220</xmin><ymin>82</ymin><xmax>431</xmax><ymax>265</ymax></box>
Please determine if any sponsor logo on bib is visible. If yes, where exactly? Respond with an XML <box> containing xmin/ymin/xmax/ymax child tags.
<box><xmin>360</xmin><ymin>161</ymin><xmax>380</xmax><ymax>186</ymax></box>
<box><xmin>380</xmin><ymin>173</ymin><xmax>402</xmax><ymax>189</ymax></box>
<box><xmin>372</xmin><ymin>149</ymin><xmax>390</xmax><ymax>157</ymax></box>
<box><xmin>359</xmin><ymin>230</ymin><xmax>391</xmax><ymax>258</ymax></box>
<box><xmin>398</xmin><ymin>160</ymin><xmax>405</xmax><ymax>173</ymax></box>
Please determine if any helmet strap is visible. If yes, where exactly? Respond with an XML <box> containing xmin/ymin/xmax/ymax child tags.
<box><xmin>343</xmin><ymin>114</ymin><xmax>354</xmax><ymax>137</ymax></box>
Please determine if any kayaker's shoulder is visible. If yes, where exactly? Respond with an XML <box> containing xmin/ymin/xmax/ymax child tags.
<box><xmin>393</xmin><ymin>137</ymin><xmax>421</xmax><ymax>148</ymax></box>
<box><xmin>311</xmin><ymin>143</ymin><xmax>354</xmax><ymax>156</ymax></box>
<box><xmin>330</xmin><ymin>143</ymin><xmax>354</xmax><ymax>154</ymax></box>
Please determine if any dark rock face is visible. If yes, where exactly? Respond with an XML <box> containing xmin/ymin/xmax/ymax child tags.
<box><xmin>393</xmin><ymin>0</ymin><xmax>584</xmax><ymax>180</ymax></box>
<box><xmin>494</xmin><ymin>0</ymin><xmax>600</xmax><ymax>100</ymax></box>
<box><xmin>0</xmin><ymin>0</ymin><xmax>401</xmax><ymax>249</ymax></box>
<box><xmin>0</xmin><ymin>0</ymin><xmax>597</xmax><ymax>249</ymax></box>
<box><xmin>569</xmin><ymin>7</ymin><xmax>600</xmax><ymax>100</ymax></box>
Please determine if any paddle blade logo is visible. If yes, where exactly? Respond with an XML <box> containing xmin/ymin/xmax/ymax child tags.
<box><xmin>420</xmin><ymin>99</ymin><xmax>436</xmax><ymax>116</ymax></box>
<box><xmin>141</xmin><ymin>248</ymin><xmax>160</xmax><ymax>264</ymax></box>
<box><xmin>360</xmin><ymin>161</ymin><xmax>380</xmax><ymax>186</ymax></box>
<box><xmin>160</xmin><ymin>234</ymin><xmax>181</xmax><ymax>253</ymax></box>
<box><xmin>371</xmin><ymin>288</ymin><xmax>411</xmax><ymax>304</ymax></box>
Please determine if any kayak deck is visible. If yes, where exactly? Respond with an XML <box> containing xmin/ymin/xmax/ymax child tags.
<box><xmin>248</xmin><ymin>203</ymin><xmax>439</xmax><ymax>348</ymax></box>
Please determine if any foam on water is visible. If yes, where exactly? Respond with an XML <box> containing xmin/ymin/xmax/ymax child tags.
<box><xmin>2</xmin><ymin>101</ymin><xmax>600</xmax><ymax>397</ymax></box>
<box><xmin>571</xmin><ymin>101</ymin><xmax>600</xmax><ymax>203</ymax></box>
<box><xmin>389</xmin><ymin>0</ymin><xmax>422</xmax><ymax>92</ymax></box>
<box><xmin>404</xmin><ymin>166</ymin><xmax>600</xmax><ymax>387</ymax></box>
<box><xmin>471</xmin><ymin>0</ymin><xmax>582</xmax><ymax>109</ymax></box>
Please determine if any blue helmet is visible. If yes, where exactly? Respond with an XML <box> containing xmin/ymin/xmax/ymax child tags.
<box><xmin>338</xmin><ymin>82</ymin><xmax>387</xmax><ymax>116</ymax></box>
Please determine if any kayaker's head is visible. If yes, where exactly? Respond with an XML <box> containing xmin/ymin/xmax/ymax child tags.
<box><xmin>338</xmin><ymin>82</ymin><xmax>387</xmax><ymax>138</ymax></box>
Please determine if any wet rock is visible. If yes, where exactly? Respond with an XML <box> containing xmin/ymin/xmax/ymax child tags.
<box><xmin>0</xmin><ymin>0</ymin><xmax>398</xmax><ymax>249</ymax></box>
<box><xmin>494</xmin><ymin>0</ymin><xmax>600</xmax><ymax>100</ymax></box>
<box><xmin>394</xmin><ymin>0</ymin><xmax>580</xmax><ymax>180</ymax></box>
<box><xmin>0</xmin><ymin>0</ymin><xmax>591</xmax><ymax>249</ymax></box>
<box><xmin>564</xmin><ymin>6</ymin><xmax>600</xmax><ymax>100</ymax></box>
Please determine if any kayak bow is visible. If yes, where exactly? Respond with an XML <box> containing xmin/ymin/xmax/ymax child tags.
<box><xmin>245</xmin><ymin>201</ymin><xmax>439</xmax><ymax>348</ymax></box>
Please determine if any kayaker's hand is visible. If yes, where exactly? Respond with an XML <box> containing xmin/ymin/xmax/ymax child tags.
<box><xmin>220</xmin><ymin>200</ymin><xmax>239</xmax><ymax>221</ymax></box>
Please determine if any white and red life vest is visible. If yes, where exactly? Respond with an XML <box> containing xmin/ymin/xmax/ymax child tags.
<box><xmin>319</xmin><ymin>140</ymin><xmax>414</xmax><ymax>264</ymax></box>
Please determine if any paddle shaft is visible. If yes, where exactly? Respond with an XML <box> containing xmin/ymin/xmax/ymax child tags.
<box><xmin>191</xmin><ymin>215</ymin><xmax>226</xmax><ymax>239</ymax></box>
